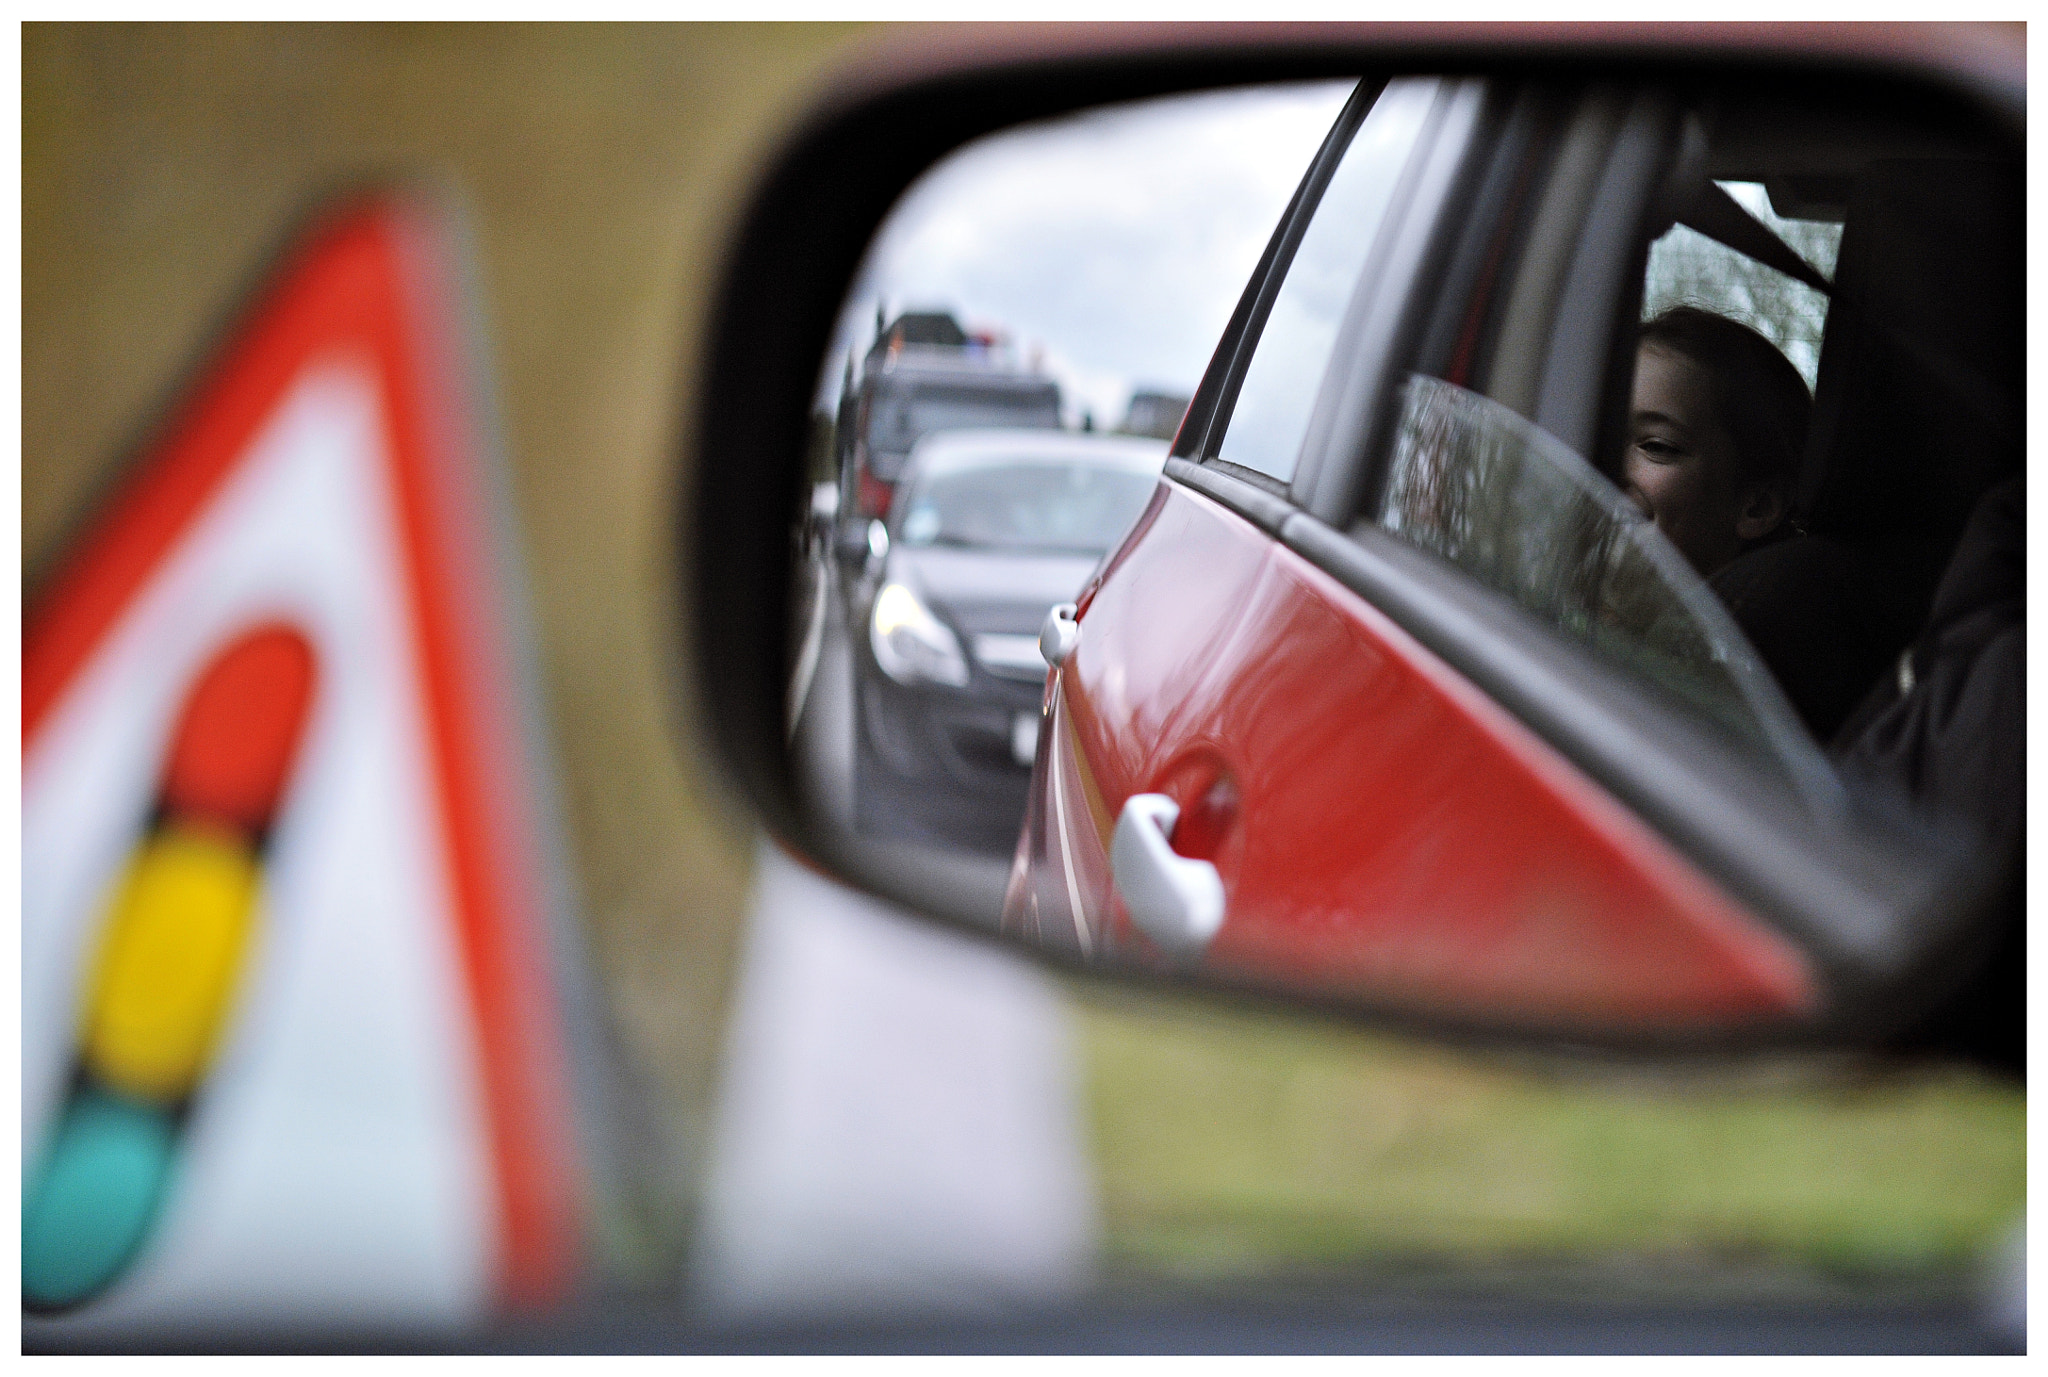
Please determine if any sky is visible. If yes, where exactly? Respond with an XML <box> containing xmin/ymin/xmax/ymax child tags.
<box><xmin>818</xmin><ymin>79</ymin><xmax>1357</xmax><ymax>430</ymax></box>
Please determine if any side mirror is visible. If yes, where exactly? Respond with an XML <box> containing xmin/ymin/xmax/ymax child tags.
<box><xmin>686</xmin><ymin>27</ymin><xmax>2023</xmax><ymax>1065</ymax></box>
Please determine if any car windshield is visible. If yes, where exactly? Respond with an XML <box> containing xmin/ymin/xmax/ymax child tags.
<box><xmin>898</xmin><ymin>460</ymin><xmax>1158</xmax><ymax>554</ymax></box>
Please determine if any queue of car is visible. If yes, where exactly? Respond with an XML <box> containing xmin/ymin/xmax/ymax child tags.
<box><xmin>849</xmin><ymin>425</ymin><xmax>1167</xmax><ymax>854</ymax></box>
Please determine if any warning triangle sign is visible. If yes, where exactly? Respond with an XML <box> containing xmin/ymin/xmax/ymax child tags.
<box><xmin>23</xmin><ymin>198</ymin><xmax>581</xmax><ymax>1332</ymax></box>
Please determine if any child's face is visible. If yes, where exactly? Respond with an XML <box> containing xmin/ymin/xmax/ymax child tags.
<box><xmin>1626</xmin><ymin>345</ymin><xmax>1777</xmax><ymax>576</ymax></box>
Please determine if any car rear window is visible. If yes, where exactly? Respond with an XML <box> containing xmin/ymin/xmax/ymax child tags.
<box><xmin>899</xmin><ymin>462</ymin><xmax>1159</xmax><ymax>554</ymax></box>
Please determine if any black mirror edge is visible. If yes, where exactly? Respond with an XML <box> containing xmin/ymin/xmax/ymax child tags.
<box><xmin>677</xmin><ymin>22</ymin><xmax>2024</xmax><ymax>1065</ymax></box>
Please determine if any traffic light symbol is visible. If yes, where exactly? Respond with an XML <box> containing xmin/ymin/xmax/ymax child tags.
<box><xmin>23</xmin><ymin>624</ymin><xmax>319</xmax><ymax>1312</ymax></box>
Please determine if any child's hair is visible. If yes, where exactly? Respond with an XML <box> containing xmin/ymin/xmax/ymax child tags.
<box><xmin>1637</xmin><ymin>306</ymin><xmax>1812</xmax><ymax>499</ymax></box>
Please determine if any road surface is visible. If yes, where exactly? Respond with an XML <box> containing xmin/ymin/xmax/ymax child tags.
<box><xmin>692</xmin><ymin>535</ymin><xmax>1096</xmax><ymax>1324</ymax></box>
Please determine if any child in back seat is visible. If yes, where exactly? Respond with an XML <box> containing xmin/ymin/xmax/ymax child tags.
<box><xmin>1622</xmin><ymin>307</ymin><xmax>1893</xmax><ymax>741</ymax></box>
<box><xmin>1624</xmin><ymin>306</ymin><xmax>1807</xmax><ymax>580</ymax></box>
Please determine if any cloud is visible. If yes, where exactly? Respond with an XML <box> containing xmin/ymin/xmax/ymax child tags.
<box><xmin>818</xmin><ymin>80</ymin><xmax>1356</xmax><ymax>426</ymax></box>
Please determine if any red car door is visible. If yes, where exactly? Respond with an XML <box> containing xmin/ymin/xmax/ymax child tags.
<box><xmin>1022</xmin><ymin>476</ymin><xmax>1813</xmax><ymax>1024</ymax></box>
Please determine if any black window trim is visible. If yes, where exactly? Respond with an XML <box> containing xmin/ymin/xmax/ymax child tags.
<box><xmin>1169</xmin><ymin>454</ymin><xmax>1294</xmax><ymax>535</ymax></box>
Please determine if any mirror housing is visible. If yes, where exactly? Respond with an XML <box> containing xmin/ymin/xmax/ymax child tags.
<box><xmin>682</xmin><ymin>23</ymin><xmax>2023</xmax><ymax>1057</ymax></box>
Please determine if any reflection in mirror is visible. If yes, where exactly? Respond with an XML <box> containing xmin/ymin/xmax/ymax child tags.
<box><xmin>786</xmin><ymin>82</ymin><xmax>1353</xmax><ymax>921</ymax></box>
<box><xmin>783</xmin><ymin>70</ymin><xmax>2019</xmax><ymax>1058</ymax></box>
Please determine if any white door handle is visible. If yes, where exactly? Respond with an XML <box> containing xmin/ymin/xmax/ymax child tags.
<box><xmin>1039</xmin><ymin>602</ymin><xmax>1080</xmax><ymax>667</ymax></box>
<box><xmin>1112</xmin><ymin>793</ymin><xmax>1224</xmax><ymax>958</ymax></box>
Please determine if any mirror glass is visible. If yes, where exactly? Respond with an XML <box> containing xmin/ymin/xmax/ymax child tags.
<box><xmin>784</xmin><ymin>75</ymin><xmax>2020</xmax><ymax>1047</ymax></box>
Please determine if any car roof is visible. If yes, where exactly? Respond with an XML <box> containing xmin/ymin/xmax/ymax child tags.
<box><xmin>904</xmin><ymin>427</ymin><xmax>1171</xmax><ymax>477</ymax></box>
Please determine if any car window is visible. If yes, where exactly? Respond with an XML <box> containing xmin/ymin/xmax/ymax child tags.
<box><xmin>1344</xmin><ymin>96</ymin><xmax>1845</xmax><ymax>779</ymax></box>
<box><xmin>1212</xmin><ymin>78</ymin><xmax>1439</xmax><ymax>484</ymax></box>
<box><xmin>1376</xmin><ymin>372</ymin><xmax>1823</xmax><ymax>780</ymax></box>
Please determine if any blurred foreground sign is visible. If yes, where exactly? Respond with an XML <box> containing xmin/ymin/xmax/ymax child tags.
<box><xmin>23</xmin><ymin>199</ymin><xmax>579</xmax><ymax>1334</ymax></box>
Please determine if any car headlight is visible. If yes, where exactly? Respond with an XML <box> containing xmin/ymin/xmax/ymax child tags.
<box><xmin>870</xmin><ymin>582</ymin><xmax>970</xmax><ymax>687</ymax></box>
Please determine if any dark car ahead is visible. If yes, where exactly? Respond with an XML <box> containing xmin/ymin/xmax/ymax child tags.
<box><xmin>853</xmin><ymin>427</ymin><xmax>1167</xmax><ymax>855</ymax></box>
<box><xmin>834</xmin><ymin>313</ymin><xmax>1064</xmax><ymax>533</ymax></box>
